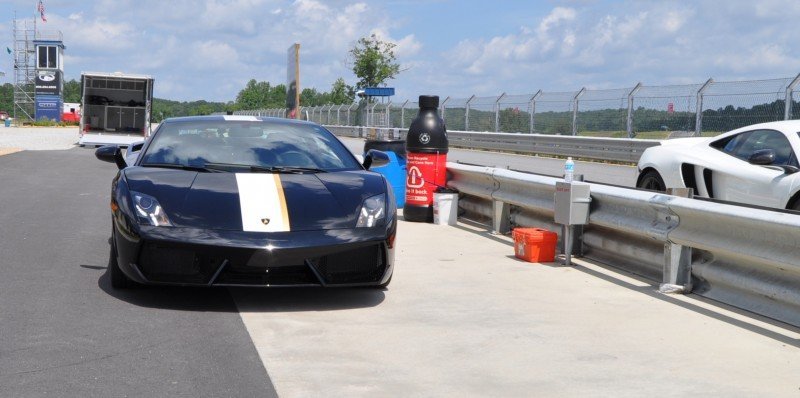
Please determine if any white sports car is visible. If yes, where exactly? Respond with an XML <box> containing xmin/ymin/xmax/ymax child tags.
<box><xmin>636</xmin><ymin>120</ymin><xmax>800</xmax><ymax>210</ymax></box>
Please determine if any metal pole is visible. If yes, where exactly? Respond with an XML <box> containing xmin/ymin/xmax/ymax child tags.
<box><xmin>530</xmin><ymin>90</ymin><xmax>542</xmax><ymax>134</ymax></box>
<box><xmin>370</xmin><ymin>102</ymin><xmax>379</xmax><ymax>127</ymax></box>
<box><xmin>465</xmin><ymin>95</ymin><xmax>475</xmax><ymax>131</ymax></box>
<box><xmin>572</xmin><ymin>88</ymin><xmax>586</xmax><ymax>136</ymax></box>
<box><xmin>785</xmin><ymin>73</ymin><xmax>800</xmax><ymax>120</ymax></box>
<box><xmin>564</xmin><ymin>225</ymin><xmax>572</xmax><ymax>266</ymax></box>
<box><xmin>386</xmin><ymin>102</ymin><xmax>392</xmax><ymax>127</ymax></box>
<box><xmin>627</xmin><ymin>83</ymin><xmax>642</xmax><ymax>138</ymax></box>
<box><xmin>695</xmin><ymin>78</ymin><xmax>713</xmax><ymax>136</ymax></box>
<box><xmin>440</xmin><ymin>96</ymin><xmax>451</xmax><ymax>123</ymax></box>
<box><xmin>494</xmin><ymin>93</ymin><xmax>506</xmax><ymax>133</ymax></box>
<box><xmin>400</xmin><ymin>100</ymin><xmax>409</xmax><ymax>128</ymax></box>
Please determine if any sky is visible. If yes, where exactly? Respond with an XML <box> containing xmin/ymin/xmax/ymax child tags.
<box><xmin>2</xmin><ymin>0</ymin><xmax>800</xmax><ymax>103</ymax></box>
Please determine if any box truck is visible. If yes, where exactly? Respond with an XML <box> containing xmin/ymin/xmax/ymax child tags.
<box><xmin>78</xmin><ymin>71</ymin><xmax>154</xmax><ymax>147</ymax></box>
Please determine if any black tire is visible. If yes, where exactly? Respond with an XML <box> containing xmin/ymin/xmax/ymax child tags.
<box><xmin>109</xmin><ymin>232</ymin><xmax>132</xmax><ymax>289</ymax></box>
<box><xmin>637</xmin><ymin>170</ymin><xmax>666</xmax><ymax>192</ymax></box>
<box><xmin>789</xmin><ymin>198</ymin><xmax>800</xmax><ymax>212</ymax></box>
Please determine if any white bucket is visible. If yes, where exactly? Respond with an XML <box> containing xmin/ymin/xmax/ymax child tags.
<box><xmin>433</xmin><ymin>192</ymin><xmax>458</xmax><ymax>226</ymax></box>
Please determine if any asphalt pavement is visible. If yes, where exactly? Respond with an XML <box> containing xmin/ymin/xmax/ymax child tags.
<box><xmin>0</xmin><ymin>148</ymin><xmax>276</xmax><ymax>397</ymax></box>
<box><xmin>3</xmin><ymin>132</ymin><xmax>800</xmax><ymax>397</ymax></box>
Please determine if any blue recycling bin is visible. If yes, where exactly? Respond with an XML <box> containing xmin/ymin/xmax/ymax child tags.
<box><xmin>4</xmin><ymin>119</ymin><xmax>10</xmax><ymax>127</ymax></box>
<box><xmin>364</xmin><ymin>140</ymin><xmax>406</xmax><ymax>208</ymax></box>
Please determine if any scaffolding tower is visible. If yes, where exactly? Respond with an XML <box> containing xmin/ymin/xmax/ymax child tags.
<box><xmin>12</xmin><ymin>16</ymin><xmax>37</xmax><ymax>122</ymax></box>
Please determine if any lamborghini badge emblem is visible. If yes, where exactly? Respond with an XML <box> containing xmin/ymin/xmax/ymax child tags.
<box><xmin>261</xmin><ymin>218</ymin><xmax>271</xmax><ymax>225</ymax></box>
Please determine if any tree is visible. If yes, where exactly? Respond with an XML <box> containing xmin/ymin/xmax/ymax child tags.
<box><xmin>0</xmin><ymin>83</ymin><xmax>13</xmax><ymax>113</ymax></box>
<box><xmin>63</xmin><ymin>79</ymin><xmax>81</xmax><ymax>103</ymax></box>
<box><xmin>349</xmin><ymin>34</ymin><xmax>401</xmax><ymax>89</ymax></box>
<box><xmin>300</xmin><ymin>87</ymin><xmax>324</xmax><ymax>107</ymax></box>
<box><xmin>236</xmin><ymin>79</ymin><xmax>272</xmax><ymax>109</ymax></box>
<box><xmin>329</xmin><ymin>78</ymin><xmax>354</xmax><ymax>104</ymax></box>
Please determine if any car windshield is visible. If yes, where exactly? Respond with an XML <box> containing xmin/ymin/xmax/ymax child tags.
<box><xmin>139</xmin><ymin>119</ymin><xmax>361</xmax><ymax>172</ymax></box>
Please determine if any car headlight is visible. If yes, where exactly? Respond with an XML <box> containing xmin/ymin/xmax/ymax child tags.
<box><xmin>131</xmin><ymin>191</ymin><xmax>173</xmax><ymax>227</ymax></box>
<box><xmin>356</xmin><ymin>194</ymin><xmax>386</xmax><ymax>228</ymax></box>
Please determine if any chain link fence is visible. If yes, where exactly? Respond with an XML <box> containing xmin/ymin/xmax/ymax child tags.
<box><xmin>576</xmin><ymin>87</ymin><xmax>632</xmax><ymax>137</ymax></box>
<box><xmin>238</xmin><ymin>74</ymin><xmax>800</xmax><ymax>138</ymax></box>
<box><xmin>498</xmin><ymin>94</ymin><xmax>534</xmax><ymax>134</ymax></box>
<box><xmin>700</xmin><ymin>77</ymin><xmax>793</xmax><ymax>134</ymax></box>
<box><xmin>532</xmin><ymin>91</ymin><xmax>576</xmax><ymax>135</ymax></box>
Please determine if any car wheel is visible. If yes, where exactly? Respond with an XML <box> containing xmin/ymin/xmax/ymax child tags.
<box><xmin>789</xmin><ymin>199</ymin><xmax>800</xmax><ymax>212</ymax></box>
<box><xmin>108</xmin><ymin>233</ymin><xmax>133</xmax><ymax>289</ymax></box>
<box><xmin>637</xmin><ymin>170</ymin><xmax>666</xmax><ymax>192</ymax></box>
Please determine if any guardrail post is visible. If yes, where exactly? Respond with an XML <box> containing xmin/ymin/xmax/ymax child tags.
<box><xmin>494</xmin><ymin>93</ymin><xmax>506</xmax><ymax>133</ymax></box>
<box><xmin>695</xmin><ymin>78</ymin><xmax>713</xmax><ymax>137</ymax></box>
<box><xmin>465</xmin><ymin>95</ymin><xmax>475</xmax><ymax>131</ymax></box>
<box><xmin>492</xmin><ymin>200</ymin><xmax>511</xmax><ymax>234</ymax></box>
<box><xmin>530</xmin><ymin>90</ymin><xmax>542</xmax><ymax>134</ymax></box>
<box><xmin>784</xmin><ymin>73</ymin><xmax>800</xmax><ymax>120</ymax></box>
<box><xmin>627</xmin><ymin>83</ymin><xmax>642</xmax><ymax>138</ymax></box>
<box><xmin>659</xmin><ymin>188</ymin><xmax>694</xmax><ymax>294</ymax></box>
<box><xmin>572</xmin><ymin>88</ymin><xmax>585</xmax><ymax>136</ymax></box>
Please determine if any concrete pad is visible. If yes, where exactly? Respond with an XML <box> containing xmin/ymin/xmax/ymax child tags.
<box><xmin>0</xmin><ymin>127</ymin><xmax>78</xmax><ymax>150</ymax></box>
<box><xmin>234</xmin><ymin>218</ymin><xmax>800</xmax><ymax>397</ymax></box>
<box><xmin>0</xmin><ymin>147</ymin><xmax>22</xmax><ymax>156</ymax></box>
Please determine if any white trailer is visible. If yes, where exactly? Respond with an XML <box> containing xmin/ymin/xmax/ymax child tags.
<box><xmin>78</xmin><ymin>71</ymin><xmax>154</xmax><ymax>147</ymax></box>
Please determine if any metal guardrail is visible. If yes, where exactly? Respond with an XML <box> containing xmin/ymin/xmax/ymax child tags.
<box><xmin>324</xmin><ymin>125</ymin><xmax>659</xmax><ymax>163</ymax></box>
<box><xmin>446</xmin><ymin>163</ymin><xmax>800</xmax><ymax>327</ymax></box>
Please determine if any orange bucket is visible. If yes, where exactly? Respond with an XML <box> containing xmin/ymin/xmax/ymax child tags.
<box><xmin>513</xmin><ymin>228</ymin><xmax>558</xmax><ymax>263</ymax></box>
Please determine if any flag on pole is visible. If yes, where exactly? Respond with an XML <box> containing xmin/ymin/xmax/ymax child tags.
<box><xmin>38</xmin><ymin>1</ymin><xmax>47</xmax><ymax>23</ymax></box>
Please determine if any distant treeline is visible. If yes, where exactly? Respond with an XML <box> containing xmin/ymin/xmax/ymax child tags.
<box><xmin>1</xmin><ymin>80</ymin><xmax>795</xmax><ymax>131</ymax></box>
<box><xmin>1</xmin><ymin>78</ymin><xmax>354</xmax><ymax>123</ymax></box>
<box><xmin>437</xmin><ymin>99</ymin><xmax>794</xmax><ymax>134</ymax></box>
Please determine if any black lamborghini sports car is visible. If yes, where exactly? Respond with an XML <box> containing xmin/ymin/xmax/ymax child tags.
<box><xmin>96</xmin><ymin>115</ymin><xmax>396</xmax><ymax>289</ymax></box>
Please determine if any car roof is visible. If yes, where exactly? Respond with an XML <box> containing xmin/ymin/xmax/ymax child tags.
<box><xmin>160</xmin><ymin>115</ymin><xmax>319</xmax><ymax>127</ymax></box>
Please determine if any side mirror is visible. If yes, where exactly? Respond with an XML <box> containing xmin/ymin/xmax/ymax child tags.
<box><xmin>95</xmin><ymin>145</ymin><xmax>126</xmax><ymax>170</ymax></box>
<box><xmin>748</xmin><ymin>149</ymin><xmax>775</xmax><ymax>166</ymax></box>
<box><xmin>363</xmin><ymin>149</ymin><xmax>390</xmax><ymax>170</ymax></box>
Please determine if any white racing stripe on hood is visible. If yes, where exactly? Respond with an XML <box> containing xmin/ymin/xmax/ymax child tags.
<box><xmin>235</xmin><ymin>173</ymin><xmax>291</xmax><ymax>232</ymax></box>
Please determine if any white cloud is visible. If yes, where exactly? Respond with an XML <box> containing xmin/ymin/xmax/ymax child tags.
<box><xmin>431</xmin><ymin>1</ymin><xmax>800</xmax><ymax>98</ymax></box>
<box><xmin>7</xmin><ymin>0</ymin><xmax>800</xmax><ymax>103</ymax></box>
<box><xmin>370</xmin><ymin>29</ymin><xmax>422</xmax><ymax>58</ymax></box>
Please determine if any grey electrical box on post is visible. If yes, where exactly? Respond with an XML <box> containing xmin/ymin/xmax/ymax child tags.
<box><xmin>554</xmin><ymin>181</ymin><xmax>591</xmax><ymax>225</ymax></box>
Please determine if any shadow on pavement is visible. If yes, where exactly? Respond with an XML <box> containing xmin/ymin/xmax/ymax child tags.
<box><xmin>86</xmin><ymin>257</ymin><xmax>385</xmax><ymax>314</ymax></box>
<box><xmin>573</xmin><ymin>261</ymin><xmax>800</xmax><ymax>348</ymax></box>
<box><xmin>448</xmin><ymin>219</ymin><xmax>800</xmax><ymax>346</ymax></box>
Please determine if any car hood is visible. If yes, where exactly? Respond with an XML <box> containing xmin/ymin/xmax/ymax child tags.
<box><xmin>123</xmin><ymin>167</ymin><xmax>386</xmax><ymax>231</ymax></box>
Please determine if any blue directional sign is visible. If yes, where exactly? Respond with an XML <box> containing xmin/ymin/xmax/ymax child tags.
<box><xmin>364</xmin><ymin>87</ymin><xmax>395</xmax><ymax>97</ymax></box>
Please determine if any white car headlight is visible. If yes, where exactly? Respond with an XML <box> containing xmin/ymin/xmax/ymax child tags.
<box><xmin>131</xmin><ymin>191</ymin><xmax>173</xmax><ymax>227</ymax></box>
<box><xmin>356</xmin><ymin>194</ymin><xmax>386</xmax><ymax>228</ymax></box>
